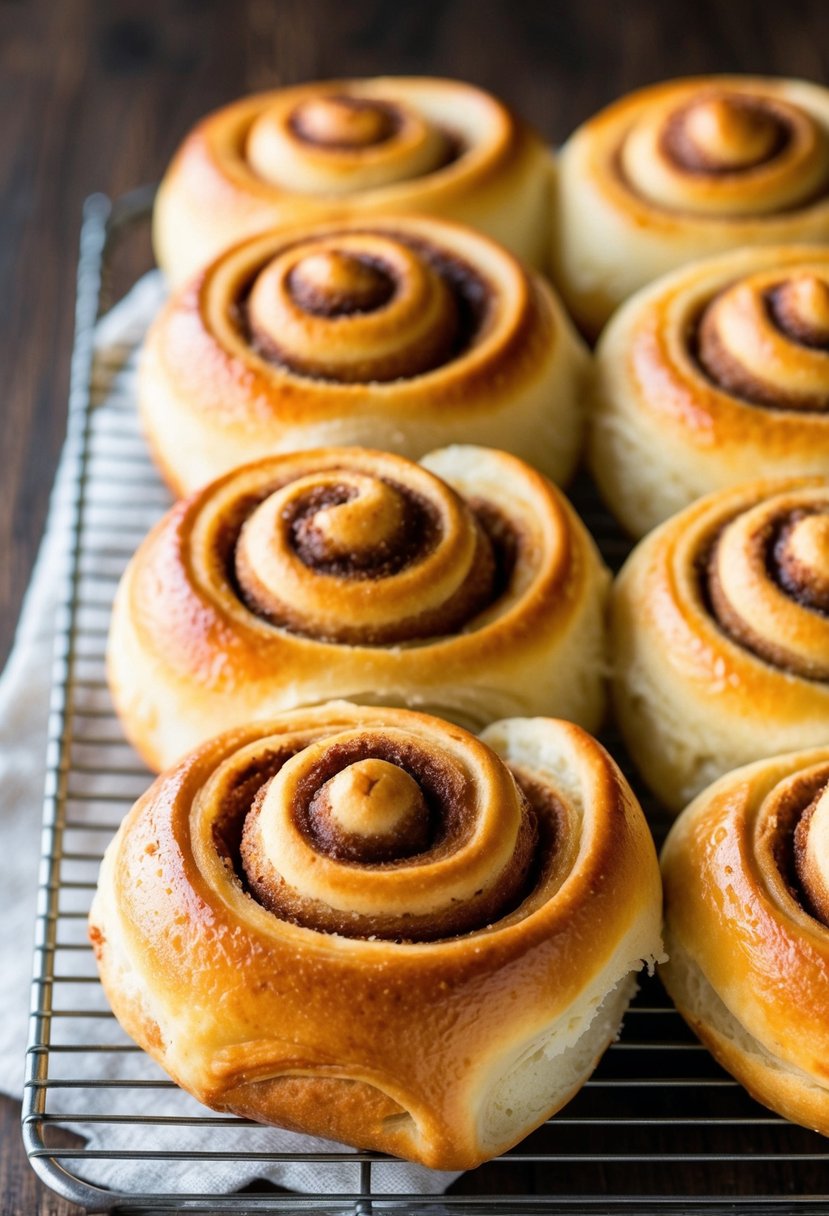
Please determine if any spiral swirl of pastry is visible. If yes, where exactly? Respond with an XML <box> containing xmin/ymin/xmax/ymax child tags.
<box><xmin>108</xmin><ymin>445</ymin><xmax>609</xmax><ymax>772</ymax></box>
<box><xmin>248</xmin><ymin>92</ymin><xmax>451</xmax><ymax>194</ymax></box>
<box><xmin>611</xmin><ymin>477</ymin><xmax>829</xmax><ymax>813</ymax></box>
<box><xmin>553</xmin><ymin>76</ymin><xmax>829</xmax><ymax>334</ymax></box>
<box><xmin>623</xmin><ymin>89</ymin><xmax>828</xmax><ymax>216</ymax></box>
<box><xmin>225</xmin><ymin>455</ymin><xmax>495</xmax><ymax>645</ymax></box>
<box><xmin>140</xmin><ymin>215</ymin><xmax>588</xmax><ymax>497</ymax></box>
<box><xmin>661</xmin><ymin>748</ymin><xmax>829</xmax><ymax>1137</ymax></box>
<box><xmin>706</xmin><ymin>495</ymin><xmax>829</xmax><ymax>680</ymax></box>
<box><xmin>222</xmin><ymin>717</ymin><xmax>535</xmax><ymax>941</ymax></box>
<box><xmin>153</xmin><ymin>76</ymin><xmax>554</xmax><ymax>285</ymax></box>
<box><xmin>590</xmin><ymin>246</ymin><xmax>829</xmax><ymax>536</ymax></box>
<box><xmin>243</xmin><ymin>232</ymin><xmax>461</xmax><ymax>383</ymax></box>
<box><xmin>696</xmin><ymin>268</ymin><xmax>829</xmax><ymax>410</ymax></box>
<box><xmin>89</xmin><ymin>704</ymin><xmax>662</xmax><ymax>1168</ymax></box>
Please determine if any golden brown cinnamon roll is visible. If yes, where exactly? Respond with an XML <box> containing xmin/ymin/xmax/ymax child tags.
<box><xmin>611</xmin><ymin>477</ymin><xmax>829</xmax><ymax>812</ymax></box>
<box><xmin>154</xmin><ymin>77</ymin><xmax>554</xmax><ymax>285</ymax></box>
<box><xmin>89</xmin><ymin>703</ymin><xmax>663</xmax><ymax>1169</ymax></box>
<box><xmin>108</xmin><ymin>445</ymin><xmax>609</xmax><ymax>772</ymax></box>
<box><xmin>590</xmin><ymin>246</ymin><xmax>829</xmax><ymax>537</ymax></box>
<box><xmin>554</xmin><ymin>77</ymin><xmax>829</xmax><ymax>334</ymax></box>
<box><xmin>141</xmin><ymin>216</ymin><xmax>587</xmax><ymax>497</ymax></box>
<box><xmin>661</xmin><ymin>748</ymin><xmax>829</xmax><ymax>1136</ymax></box>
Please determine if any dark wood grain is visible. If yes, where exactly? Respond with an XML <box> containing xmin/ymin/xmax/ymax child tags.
<box><xmin>2</xmin><ymin>1</ymin><xmax>829</xmax><ymax>1212</ymax></box>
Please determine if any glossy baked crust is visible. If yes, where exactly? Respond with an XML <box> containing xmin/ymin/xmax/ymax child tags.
<box><xmin>154</xmin><ymin>76</ymin><xmax>554</xmax><ymax>285</ymax></box>
<box><xmin>89</xmin><ymin>703</ymin><xmax>662</xmax><ymax>1169</ymax></box>
<box><xmin>611</xmin><ymin>477</ymin><xmax>829</xmax><ymax>812</ymax></box>
<box><xmin>590</xmin><ymin>246</ymin><xmax>829</xmax><ymax>537</ymax></box>
<box><xmin>140</xmin><ymin>214</ymin><xmax>588</xmax><ymax>497</ymax></box>
<box><xmin>107</xmin><ymin>444</ymin><xmax>609</xmax><ymax>772</ymax></box>
<box><xmin>661</xmin><ymin>748</ymin><xmax>829</xmax><ymax>1134</ymax></box>
<box><xmin>553</xmin><ymin>76</ymin><xmax>829</xmax><ymax>335</ymax></box>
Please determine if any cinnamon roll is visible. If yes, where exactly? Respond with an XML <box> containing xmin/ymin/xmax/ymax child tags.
<box><xmin>89</xmin><ymin>702</ymin><xmax>663</xmax><ymax>1169</ymax></box>
<box><xmin>590</xmin><ymin>246</ymin><xmax>829</xmax><ymax>536</ymax></box>
<box><xmin>108</xmin><ymin>445</ymin><xmax>609</xmax><ymax>772</ymax></box>
<box><xmin>554</xmin><ymin>76</ymin><xmax>829</xmax><ymax>335</ymax></box>
<box><xmin>141</xmin><ymin>216</ymin><xmax>587</xmax><ymax>497</ymax></box>
<box><xmin>154</xmin><ymin>77</ymin><xmax>554</xmax><ymax>285</ymax></box>
<box><xmin>661</xmin><ymin>748</ymin><xmax>829</xmax><ymax>1135</ymax></box>
<box><xmin>611</xmin><ymin>477</ymin><xmax>829</xmax><ymax>812</ymax></box>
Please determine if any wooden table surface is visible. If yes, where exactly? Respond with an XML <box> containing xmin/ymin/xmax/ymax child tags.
<box><xmin>2</xmin><ymin>0</ymin><xmax>829</xmax><ymax>1212</ymax></box>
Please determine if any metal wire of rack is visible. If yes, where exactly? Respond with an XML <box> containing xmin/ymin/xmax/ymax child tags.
<box><xmin>19</xmin><ymin>191</ymin><xmax>829</xmax><ymax>1214</ymax></box>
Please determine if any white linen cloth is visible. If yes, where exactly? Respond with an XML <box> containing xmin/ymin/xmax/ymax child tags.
<box><xmin>0</xmin><ymin>272</ymin><xmax>458</xmax><ymax>1201</ymax></box>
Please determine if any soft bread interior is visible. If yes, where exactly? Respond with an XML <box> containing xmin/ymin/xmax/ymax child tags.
<box><xmin>479</xmin><ymin>970</ymin><xmax>638</xmax><ymax>1151</ymax></box>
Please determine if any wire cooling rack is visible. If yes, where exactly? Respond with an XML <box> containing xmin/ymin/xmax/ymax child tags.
<box><xmin>21</xmin><ymin>191</ymin><xmax>829</xmax><ymax>1215</ymax></box>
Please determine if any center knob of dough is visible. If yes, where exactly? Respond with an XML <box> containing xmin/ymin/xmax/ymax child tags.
<box><xmin>306</xmin><ymin>477</ymin><xmax>407</xmax><ymax>566</ymax></box>
<box><xmin>794</xmin><ymin>781</ymin><xmax>829</xmax><ymax>924</ymax></box>
<box><xmin>682</xmin><ymin>95</ymin><xmax>781</xmax><ymax>168</ymax></box>
<box><xmin>325</xmin><ymin>758</ymin><xmax>430</xmax><ymax>850</ymax></box>
<box><xmin>782</xmin><ymin>513</ymin><xmax>829</xmax><ymax>604</ymax></box>
<box><xmin>774</xmin><ymin>274</ymin><xmax>829</xmax><ymax>346</ymax></box>
<box><xmin>292</xmin><ymin>96</ymin><xmax>396</xmax><ymax>147</ymax></box>
<box><xmin>289</xmin><ymin>250</ymin><xmax>396</xmax><ymax>316</ymax></box>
